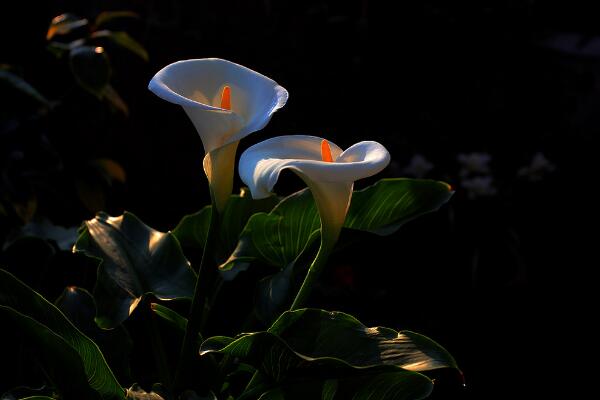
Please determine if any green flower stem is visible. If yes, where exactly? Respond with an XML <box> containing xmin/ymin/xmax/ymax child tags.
<box><xmin>244</xmin><ymin>230</ymin><xmax>337</xmax><ymax>395</ymax></box>
<box><xmin>289</xmin><ymin>236</ymin><xmax>335</xmax><ymax>310</ymax></box>
<box><xmin>173</xmin><ymin>206</ymin><xmax>220</xmax><ymax>392</ymax></box>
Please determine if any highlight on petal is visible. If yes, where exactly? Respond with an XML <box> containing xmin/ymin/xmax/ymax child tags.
<box><xmin>148</xmin><ymin>58</ymin><xmax>288</xmax><ymax>153</ymax></box>
<box><xmin>239</xmin><ymin>135</ymin><xmax>391</xmax><ymax>199</ymax></box>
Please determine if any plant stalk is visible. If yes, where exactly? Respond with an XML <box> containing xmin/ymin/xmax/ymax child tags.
<box><xmin>173</xmin><ymin>206</ymin><xmax>220</xmax><ymax>391</ymax></box>
<box><xmin>145</xmin><ymin>299</ymin><xmax>171</xmax><ymax>386</ymax></box>
<box><xmin>289</xmin><ymin>236</ymin><xmax>335</xmax><ymax>310</ymax></box>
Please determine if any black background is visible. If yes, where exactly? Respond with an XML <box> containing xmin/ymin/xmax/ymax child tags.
<box><xmin>1</xmin><ymin>1</ymin><xmax>594</xmax><ymax>398</ymax></box>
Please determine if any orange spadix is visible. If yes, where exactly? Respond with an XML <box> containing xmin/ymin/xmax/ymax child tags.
<box><xmin>220</xmin><ymin>86</ymin><xmax>231</xmax><ymax>110</ymax></box>
<box><xmin>321</xmin><ymin>139</ymin><xmax>333</xmax><ymax>162</ymax></box>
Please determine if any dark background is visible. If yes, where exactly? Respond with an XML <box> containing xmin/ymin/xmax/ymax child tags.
<box><xmin>1</xmin><ymin>1</ymin><xmax>594</xmax><ymax>398</ymax></box>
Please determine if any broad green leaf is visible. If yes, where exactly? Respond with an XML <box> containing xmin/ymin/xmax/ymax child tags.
<box><xmin>0</xmin><ymin>269</ymin><xmax>125</xmax><ymax>399</ymax></box>
<box><xmin>151</xmin><ymin>302</ymin><xmax>187</xmax><ymax>332</ymax></box>
<box><xmin>221</xmin><ymin>179</ymin><xmax>452</xmax><ymax>322</ymax></box>
<box><xmin>220</xmin><ymin>189</ymin><xmax>320</xmax><ymax>273</ymax></box>
<box><xmin>201</xmin><ymin>309</ymin><xmax>450</xmax><ymax>399</ymax></box>
<box><xmin>74</xmin><ymin>212</ymin><xmax>196</xmax><ymax>329</ymax></box>
<box><xmin>344</xmin><ymin>179</ymin><xmax>453</xmax><ymax>235</ymax></box>
<box><xmin>91</xmin><ymin>30</ymin><xmax>149</xmax><ymax>62</ymax></box>
<box><xmin>221</xmin><ymin>179</ymin><xmax>452</xmax><ymax>273</ymax></box>
<box><xmin>267</xmin><ymin>309</ymin><xmax>458</xmax><ymax>372</ymax></box>
<box><xmin>46</xmin><ymin>13</ymin><xmax>89</xmax><ymax>40</ymax></box>
<box><xmin>69</xmin><ymin>45</ymin><xmax>110</xmax><ymax>97</ymax></box>
<box><xmin>0</xmin><ymin>306</ymin><xmax>100</xmax><ymax>399</ymax></box>
<box><xmin>173</xmin><ymin>190</ymin><xmax>279</xmax><ymax>267</ymax></box>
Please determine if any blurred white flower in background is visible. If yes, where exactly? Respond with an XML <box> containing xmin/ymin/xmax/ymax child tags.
<box><xmin>517</xmin><ymin>152</ymin><xmax>556</xmax><ymax>182</ymax></box>
<box><xmin>458</xmin><ymin>152</ymin><xmax>492</xmax><ymax>177</ymax></box>
<box><xmin>460</xmin><ymin>176</ymin><xmax>497</xmax><ymax>199</ymax></box>
<box><xmin>402</xmin><ymin>154</ymin><xmax>434</xmax><ymax>178</ymax></box>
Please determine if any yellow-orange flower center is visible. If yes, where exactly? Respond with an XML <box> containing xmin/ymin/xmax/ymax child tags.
<box><xmin>220</xmin><ymin>85</ymin><xmax>231</xmax><ymax>110</ymax></box>
<box><xmin>321</xmin><ymin>139</ymin><xmax>333</xmax><ymax>162</ymax></box>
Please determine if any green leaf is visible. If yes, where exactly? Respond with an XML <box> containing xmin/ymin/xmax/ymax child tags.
<box><xmin>19</xmin><ymin>397</ymin><xmax>56</xmax><ymax>400</ymax></box>
<box><xmin>54</xmin><ymin>286</ymin><xmax>97</xmax><ymax>331</ymax></box>
<box><xmin>0</xmin><ymin>69</ymin><xmax>50</xmax><ymax>107</ymax></box>
<box><xmin>74</xmin><ymin>212</ymin><xmax>196</xmax><ymax>329</ymax></box>
<box><xmin>95</xmin><ymin>11</ymin><xmax>140</xmax><ymax>28</ymax></box>
<box><xmin>1</xmin><ymin>385</ymin><xmax>54</xmax><ymax>400</ymax></box>
<box><xmin>221</xmin><ymin>179</ymin><xmax>452</xmax><ymax>322</ymax></box>
<box><xmin>220</xmin><ymin>189</ymin><xmax>320</xmax><ymax>273</ymax></box>
<box><xmin>91</xmin><ymin>30</ymin><xmax>149</xmax><ymax>62</ymax></box>
<box><xmin>0</xmin><ymin>269</ymin><xmax>125</xmax><ymax>399</ymax></box>
<box><xmin>267</xmin><ymin>309</ymin><xmax>458</xmax><ymax>371</ymax></box>
<box><xmin>0</xmin><ymin>306</ymin><xmax>99</xmax><ymax>399</ymax></box>
<box><xmin>173</xmin><ymin>190</ymin><xmax>279</xmax><ymax>267</ymax></box>
<box><xmin>222</xmin><ymin>179</ymin><xmax>452</xmax><ymax>274</ymax></box>
<box><xmin>55</xmin><ymin>286</ymin><xmax>133</xmax><ymax>381</ymax></box>
<box><xmin>344</xmin><ymin>178</ymin><xmax>453</xmax><ymax>235</ymax></box>
<box><xmin>201</xmin><ymin>309</ymin><xmax>453</xmax><ymax>399</ymax></box>
<box><xmin>46</xmin><ymin>13</ymin><xmax>89</xmax><ymax>40</ymax></box>
<box><xmin>150</xmin><ymin>302</ymin><xmax>187</xmax><ymax>332</ymax></box>
<box><xmin>172</xmin><ymin>206</ymin><xmax>211</xmax><ymax>250</ymax></box>
<box><xmin>69</xmin><ymin>45</ymin><xmax>110</xmax><ymax>97</ymax></box>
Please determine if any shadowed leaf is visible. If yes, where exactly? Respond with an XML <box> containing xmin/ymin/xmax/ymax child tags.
<box><xmin>55</xmin><ymin>286</ymin><xmax>133</xmax><ymax>381</ymax></box>
<box><xmin>0</xmin><ymin>69</ymin><xmax>50</xmax><ymax>107</ymax></box>
<box><xmin>0</xmin><ymin>269</ymin><xmax>125</xmax><ymax>399</ymax></box>
<box><xmin>201</xmin><ymin>309</ymin><xmax>456</xmax><ymax>399</ymax></box>
<box><xmin>74</xmin><ymin>212</ymin><xmax>196</xmax><ymax>329</ymax></box>
<box><xmin>69</xmin><ymin>46</ymin><xmax>110</xmax><ymax>97</ymax></box>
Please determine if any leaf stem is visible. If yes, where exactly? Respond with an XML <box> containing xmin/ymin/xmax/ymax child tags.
<box><xmin>173</xmin><ymin>207</ymin><xmax>220</xmax><ymax>391</ymax></box>
<box><xmin>144</xmin><ymin>299</ymin><xmax>171</xmax><ymax>386</ymax></box>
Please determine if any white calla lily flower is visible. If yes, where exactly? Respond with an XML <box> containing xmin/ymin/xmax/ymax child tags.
<box><xmin>239</xmin><ymin>135</ymin><xmax>391</xmax><ymax>244</ymax></box>
<box><xmin>148</xmin><ymin>58</ymin><xmax>288</xmax><ymax>211</ymax></box>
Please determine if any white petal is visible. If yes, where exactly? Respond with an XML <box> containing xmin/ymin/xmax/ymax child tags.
<box><xmin>239</xmin><ymin>135</ymin><xmax>389</xmax><ymax>243</ymax></box>
<box><xmin>148</xmin><ymin>58</ymin><xmax>288</xmax><ymax>153</ymax></box>
<box><xmin>239</xmin><ymin>135</ymin><xmax>390</xmax><ymax>199</ymax></box>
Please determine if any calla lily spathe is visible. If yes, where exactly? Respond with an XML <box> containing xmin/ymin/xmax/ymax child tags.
<box><xmin>148</xmin><ymin>58</ymin><xmax>288</xmax><ymax>211</ymax></box>
<box><xmin>239</xmin><ymin>135</ymin><xmax>391</xmax><ymax>243</ymax></box>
